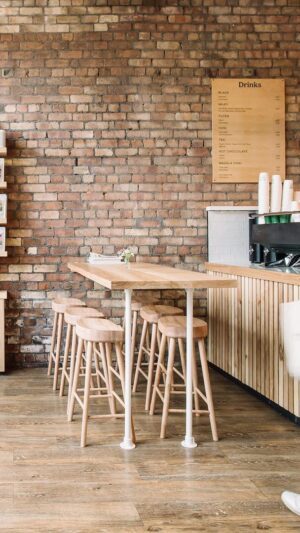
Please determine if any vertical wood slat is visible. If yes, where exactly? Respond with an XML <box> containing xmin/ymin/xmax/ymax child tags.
<box><xmin>248</xmin><ymin>277</ymin><xmax>253</xmax><ymax>389</ymax></box>
<box><xmin>231</xmin><ymin>274</ymin><xmax>236</xmax><ymax>378</ymax></box>
<box><xmin>269</xmin><ymin>281</ymin><xmax>274</xmax><ymax>405</ymax></box>
<box><xmin>283</xmin><ymin>284</ymin><xmax>289</xmax><ymax>411</ymax></box>
<box><xmin>0</xmin><ymin>298</ymin><xmax>5</xmax><ymax>373</ymax></box>
<box><xmin>264</xmin><ymin>280</ymin><xmax>269</xmax><ymax>401</ymax></box>
<box><xmin>294</xmin><ymin>286</ymin><xmax>300</xmax><ymax>417</ymax></box>
<box><xmin>278</xmin><ymin>282</ymin><xmax>284</xmax><ymax>408</ymax></box>
<box><xmin>207</xmin><ymin>272</ymin><xmax>300</xmax><ymax>418</ymax></box>
<box><xmin>256</xmin><ymin>278</ymin><xmax>261</xmax><ymax>395</ymax></box>
<box><xmin>252</xmin><ymin>276</ymin><xmax>257</xmax><ymax>393</ymax></box>
<box><xmin>288</xmin><ymin>284</ymin><xmax>294</xmax><ymax>415</ymax></box>
<box><xmin>273</xmin><ymin>282</ymin><xmax>279</xmax><ymax>406</ymax></box>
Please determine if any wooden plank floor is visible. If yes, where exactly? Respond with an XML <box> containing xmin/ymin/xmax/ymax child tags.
<box><xmin>0</xmin><ymin>368</ymin><xmax>300</xmax><ymax>532</ymax></box>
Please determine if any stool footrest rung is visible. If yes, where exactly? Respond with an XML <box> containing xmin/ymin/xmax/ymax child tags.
<box><xmin>108</xmin><ymin>366</ymin><xmax>121</xmax><ymax>381</ymax></box>
<box><xmin>73</xmin><ymin>392</ymin><xmax>84</xmax><ymax>410</ymax></box>
<box><xmin>168</xmin><ymin>408</ymin><xmax>209</xmax><ymax>414</ymax></box>
<box><xmin>155</xmin><ymin>388</ymin><xmax>164</xmax><ymax>402</ymax></box>
<box><xmin>111</xmin><ymin>389</ymin><xmax>125</xmax><ymax>409</ymax></box>
<box><xmin>172</xmin><ymin>367</ymin><xmax>184</xmax><ymax>381</ymax></box>
<box><xmin>77</xmin><ymin>386</ymin><xmax>108</xmax><ymax>392</ymax></box>
<box><xmin>194</xmin><ymin>387</ymin><xmax>208</xmax><ymax>404</ymax></box>
<box><xmin>89</xmin><ymin>393</ymin><xmax>110</xmax><ymax>399</ymax></box>
<box><xmin>89</xmin><ymin>413</ymin><xmax>125</xmax><ymax>419</ymax></box>
<box><xmin>136</xmin><ymin>367</ymin><xmax>148</xmax><ymax>381</ymax></box>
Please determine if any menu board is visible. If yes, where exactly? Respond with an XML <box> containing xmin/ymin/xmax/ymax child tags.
<box><xmin>212</xmin><ymin>79</ymin><xmax>285</xmax><ymax>183</ymax></box>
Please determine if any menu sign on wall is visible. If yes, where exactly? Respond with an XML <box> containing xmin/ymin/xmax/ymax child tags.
<box><xmin>212</xmin><ymin>79</ymin><xmax>285</xmax><ymax>183</ymax></box>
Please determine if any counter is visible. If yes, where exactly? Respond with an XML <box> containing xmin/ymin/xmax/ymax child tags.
<box><xmin>205</xmin><ymin>262</ymin><xmax>300</xmax><ymax>420</ymax></box>
<box><xmin>206</xmin><ymin>262</ymin><xmax>300</xmax><ymax>285</ymax></box>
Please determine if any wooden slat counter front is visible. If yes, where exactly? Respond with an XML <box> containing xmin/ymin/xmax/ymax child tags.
<box><xmin>206</xmin><ymin>263</ymin><xmax>300</xmax><ymax>419</ymax></box>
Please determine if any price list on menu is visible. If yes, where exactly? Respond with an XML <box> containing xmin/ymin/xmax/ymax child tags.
<box><xmin>212</xmin><ymin>79</ymin><xmax>285</xmax><ymax>183</ymax></box>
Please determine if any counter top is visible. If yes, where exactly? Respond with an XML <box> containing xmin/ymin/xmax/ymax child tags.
<box><xmin>205</xmin><ymin>262</ymin><xmax>300</xmax><ymax>285</ymax></box>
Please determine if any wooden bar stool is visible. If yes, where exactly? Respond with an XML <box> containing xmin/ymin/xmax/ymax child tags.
<box><xmin>59</xmin><ymin>306</ymin><xmax>105</xmax><ymax>408</ymax></box>
<box><xmin>47</xmin><ymin>297</ymin><xmax>85</xmax><ymax>391</ymax></box>
<box><xmin>150</xmin><ymin>315</ymin><xmax>218</xmax><ymax>442</ymax></box>
<box><xmin>124</xmin><ymin>296</ymin><xmax>159</xmax><ymax>373</ymax></box>
<box><xmin>68</xmin><ymin>317</ymin><xmax>135</xmax><ymax>447</ymax></box>
<box><xmin>133</xmin><ymin>304</ymin><xmax>184</xmax><ymax>411</ymax></box>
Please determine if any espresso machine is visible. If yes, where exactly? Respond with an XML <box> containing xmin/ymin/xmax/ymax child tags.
<box><xmin>249</xmin><ymin>216</ymin><xmax>300</xmax><ymax>269</ymax></box>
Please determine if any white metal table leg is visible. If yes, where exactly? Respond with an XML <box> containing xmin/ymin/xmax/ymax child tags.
<box><xmin>120</xmin><ymin>288</ymin><xmax>136</xmax><ymax>450</ymax></box>
<box><xmin>182</xmin><ymin>288</ymin><xmax>197</xmax><ymax>448</ymax></box>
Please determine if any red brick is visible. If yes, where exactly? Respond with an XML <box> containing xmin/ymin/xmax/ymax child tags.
<box><xmin>0</xmin><ymin>2</ymin><xmax>298</xmax><ymax>368</ymax></box>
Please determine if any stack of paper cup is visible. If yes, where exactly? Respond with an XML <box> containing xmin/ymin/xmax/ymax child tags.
<box><xmin>294</xmin><ymin>191</ymin><xmax>300</xmax><ymax>203</ymax></box>
<box><xmin>281</xmin><ymin>180</ymin><xmax>293</xmax><ymax>211</ymax></box>
<box><xmin>270</xmin><ymin>174</ymin><xmax>282</xmax><ymax>213</ymax></box>
<box><xmin>258</xmin><ymin>172</ymin><xmax>269</xmax><ymax>224</ymax></box>
<box><xmin>291</xmin><ymin>200</ymin><xmax>300</xmax><ymax>222</ymax></box>
<box><xmin>0</xmin><ymin>131</ymin><xmax>6</xmax><ymax>149</ymax></box>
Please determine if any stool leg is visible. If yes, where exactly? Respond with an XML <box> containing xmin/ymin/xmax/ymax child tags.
<box><xmin>53</xmin><ymin>313</ymin><xmax>63</xmax><ymax>391</ymax></box>
<box><xmin>130</xmin><ymin>310</ymin><xmax>138</xmax><ymax>374</ymax></box>
<box><xmin>178</xmin><ymin>338</ymin><xmax>186</xmax><ymax>382</ymax></box>
<box><xmin>105</xmin><ymin>342</ymin><xmax>116</xmax><ymax>415</ymax></box>
<box><xmin>48</xmin><ymin>311</ymin><xmax>58</xmax><ymax>376</ymax></box>
<box><xmin>192</xmin><ymin>343</ymin><xmax>200</xmax><ymax>416</ymax></box>
<box><xmin>198</xmin><ymin>339</ymin><xmax>218</xmax><ymax>442</ymax></box>
<box><xmin>149</xmin><ymin>333</ymin><xmax>167</xmax><ymax>416</ymax></box>
<box><xmin>132</xmin><ymin>319</ymin><xmax>147</xmax><ymax>393</ymax></box>
<box><xmin>59</xmin><ymin>323</ymin><xmax>72</xmax><ymax>397</ymax></box>
<box><xmin>68</xmin><ymin>337</ymin><xmax>84</xmax><ymax>422</ymax></box>
<box><xmin>93</xmin><ymin>342</ymin><xmax>102</xmax><ymax>395</ymax></box>
<box><xmin>115</xmin><ymin>342</ymin><xmax>136</xmax><ymax>445</ymax></box>
<box><xmin>81</xmin><ymin>340</ymin><xmax>93</xmax><ymax>447</ymax></box>
<box><xmin>67</xmin><ymin>326</ymin><xmax>77</xmax><ymax>411</ymax></box>
<box><xmin>160</xmin><ymin>337</ymin><xmax>176</xmax><ymax>439</ymax></box>
<box><xmin>146</xmin><ymin>327</ymin><xmax>151</xmax><ymax>351</ymax></box>
<box><xmin>100</xmin><ymin>342</ymin><xmax>116</xmax><ymax>415</ymax></box>
<box><xmin>145</xmin><ymin>322</ymin><xmax>157</xmax><ymax>412</ymax></box>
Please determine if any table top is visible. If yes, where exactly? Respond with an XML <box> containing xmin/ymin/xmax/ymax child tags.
<box><xmin>206</xmin><ymin>262</ymin><xmax>300</xmax><ymax>285</ymax></box>
<box><xmin>68</xmin><ymin>261</ymin><xmax>238</xmax><ymax>290</ymax></box>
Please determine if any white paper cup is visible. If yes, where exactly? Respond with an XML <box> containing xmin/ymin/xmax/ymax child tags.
<box><xmin>282</xmin><ymin>180</ymin><xmax>293</xmax><ymax>211</ymax></box>
<box><xmin>0</xmin><ymin>131</ymin><xmax>6</xmax><ymax>148</ymax></box>
<box><xmin>258</xmin><ymin>172</ymin><xmax>269</xmax><ymax>224</ymax></box>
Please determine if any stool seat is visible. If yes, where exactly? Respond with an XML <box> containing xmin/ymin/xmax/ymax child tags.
<box><xmin>76</xmin><ymin>318</ymin><xmax>124</xmax><ymax>344</ymax></box>
<box><xmin>140</xmin><ymin>305</ymin><xmax>183</xmax><ymax>324</ymax></box>
<box><xmin>158</xmin><ymin>316</ymin><xmax>208</xmax><ymax>339</ymax></box>
<box><xmin>131</xmin><ymin>296</ymin><xmax>159</xmax><ymax>312</ymax></box>
<box><xmin>52</xmin><ymin>297</ymin><xmax>85</xmax><ymax>314</ymax></box>
<box><xmin>64</xmin><ymin>306</ymin><xmax>105</xmax><ymax>326</ymax></box>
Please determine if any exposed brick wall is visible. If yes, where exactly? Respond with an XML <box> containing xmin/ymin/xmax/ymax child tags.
<box><xmin>0</xmin><ymin>0</ymin><xmax>299</xmax><ymax>367</ymax></box>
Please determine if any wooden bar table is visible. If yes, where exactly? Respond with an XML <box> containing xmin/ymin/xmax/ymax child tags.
<box><xmin>68</xmin><ymin>261</ymin><xmax>237</xmax><ymax>450</ymax></box>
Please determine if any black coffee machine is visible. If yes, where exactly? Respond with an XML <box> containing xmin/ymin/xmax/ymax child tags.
<box><xmin>249</xmin><ymin>215</ymin><xmax>300</xmax><ymax>268</ymax></box>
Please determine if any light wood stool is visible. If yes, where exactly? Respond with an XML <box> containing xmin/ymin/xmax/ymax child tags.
<box><xmin>124</xmin><ymin>296</ymin><xmax>158</xmax><ymax>373</ymax></box>
<box><xmin>150</xmin><ymin>315</ymin><xmax>218</xmax><ymax>442</ymax></box>
<box><xmin>47</xmin><ymin>297</ymin><xmax>85</xmax><ymax>391</ymax></box>
<box><xmin>68</xmin><ymin>317</ymin><xmax>135</xmax><ymax>447</ymax></box>
<box><xmin>59</xmin><ymin>306</ymin><xmax>105</xmax><ymax>408</ymax></box>
<box><xmin>133</xmin><ymin>304</ymin><xmax>184</xmax><ymax>411</ymax></box>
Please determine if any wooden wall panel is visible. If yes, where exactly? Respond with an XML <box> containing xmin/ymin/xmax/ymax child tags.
<box><xmin>208</xmin><ymin>272</ymin><xmax>300</xmax><ymax>418</ymax></box>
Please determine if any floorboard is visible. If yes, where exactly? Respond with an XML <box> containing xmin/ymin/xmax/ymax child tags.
<box><xmin>0</xmin><ymin>368</ymin><xmax>299</xmax><ymax>531</ymax></box>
